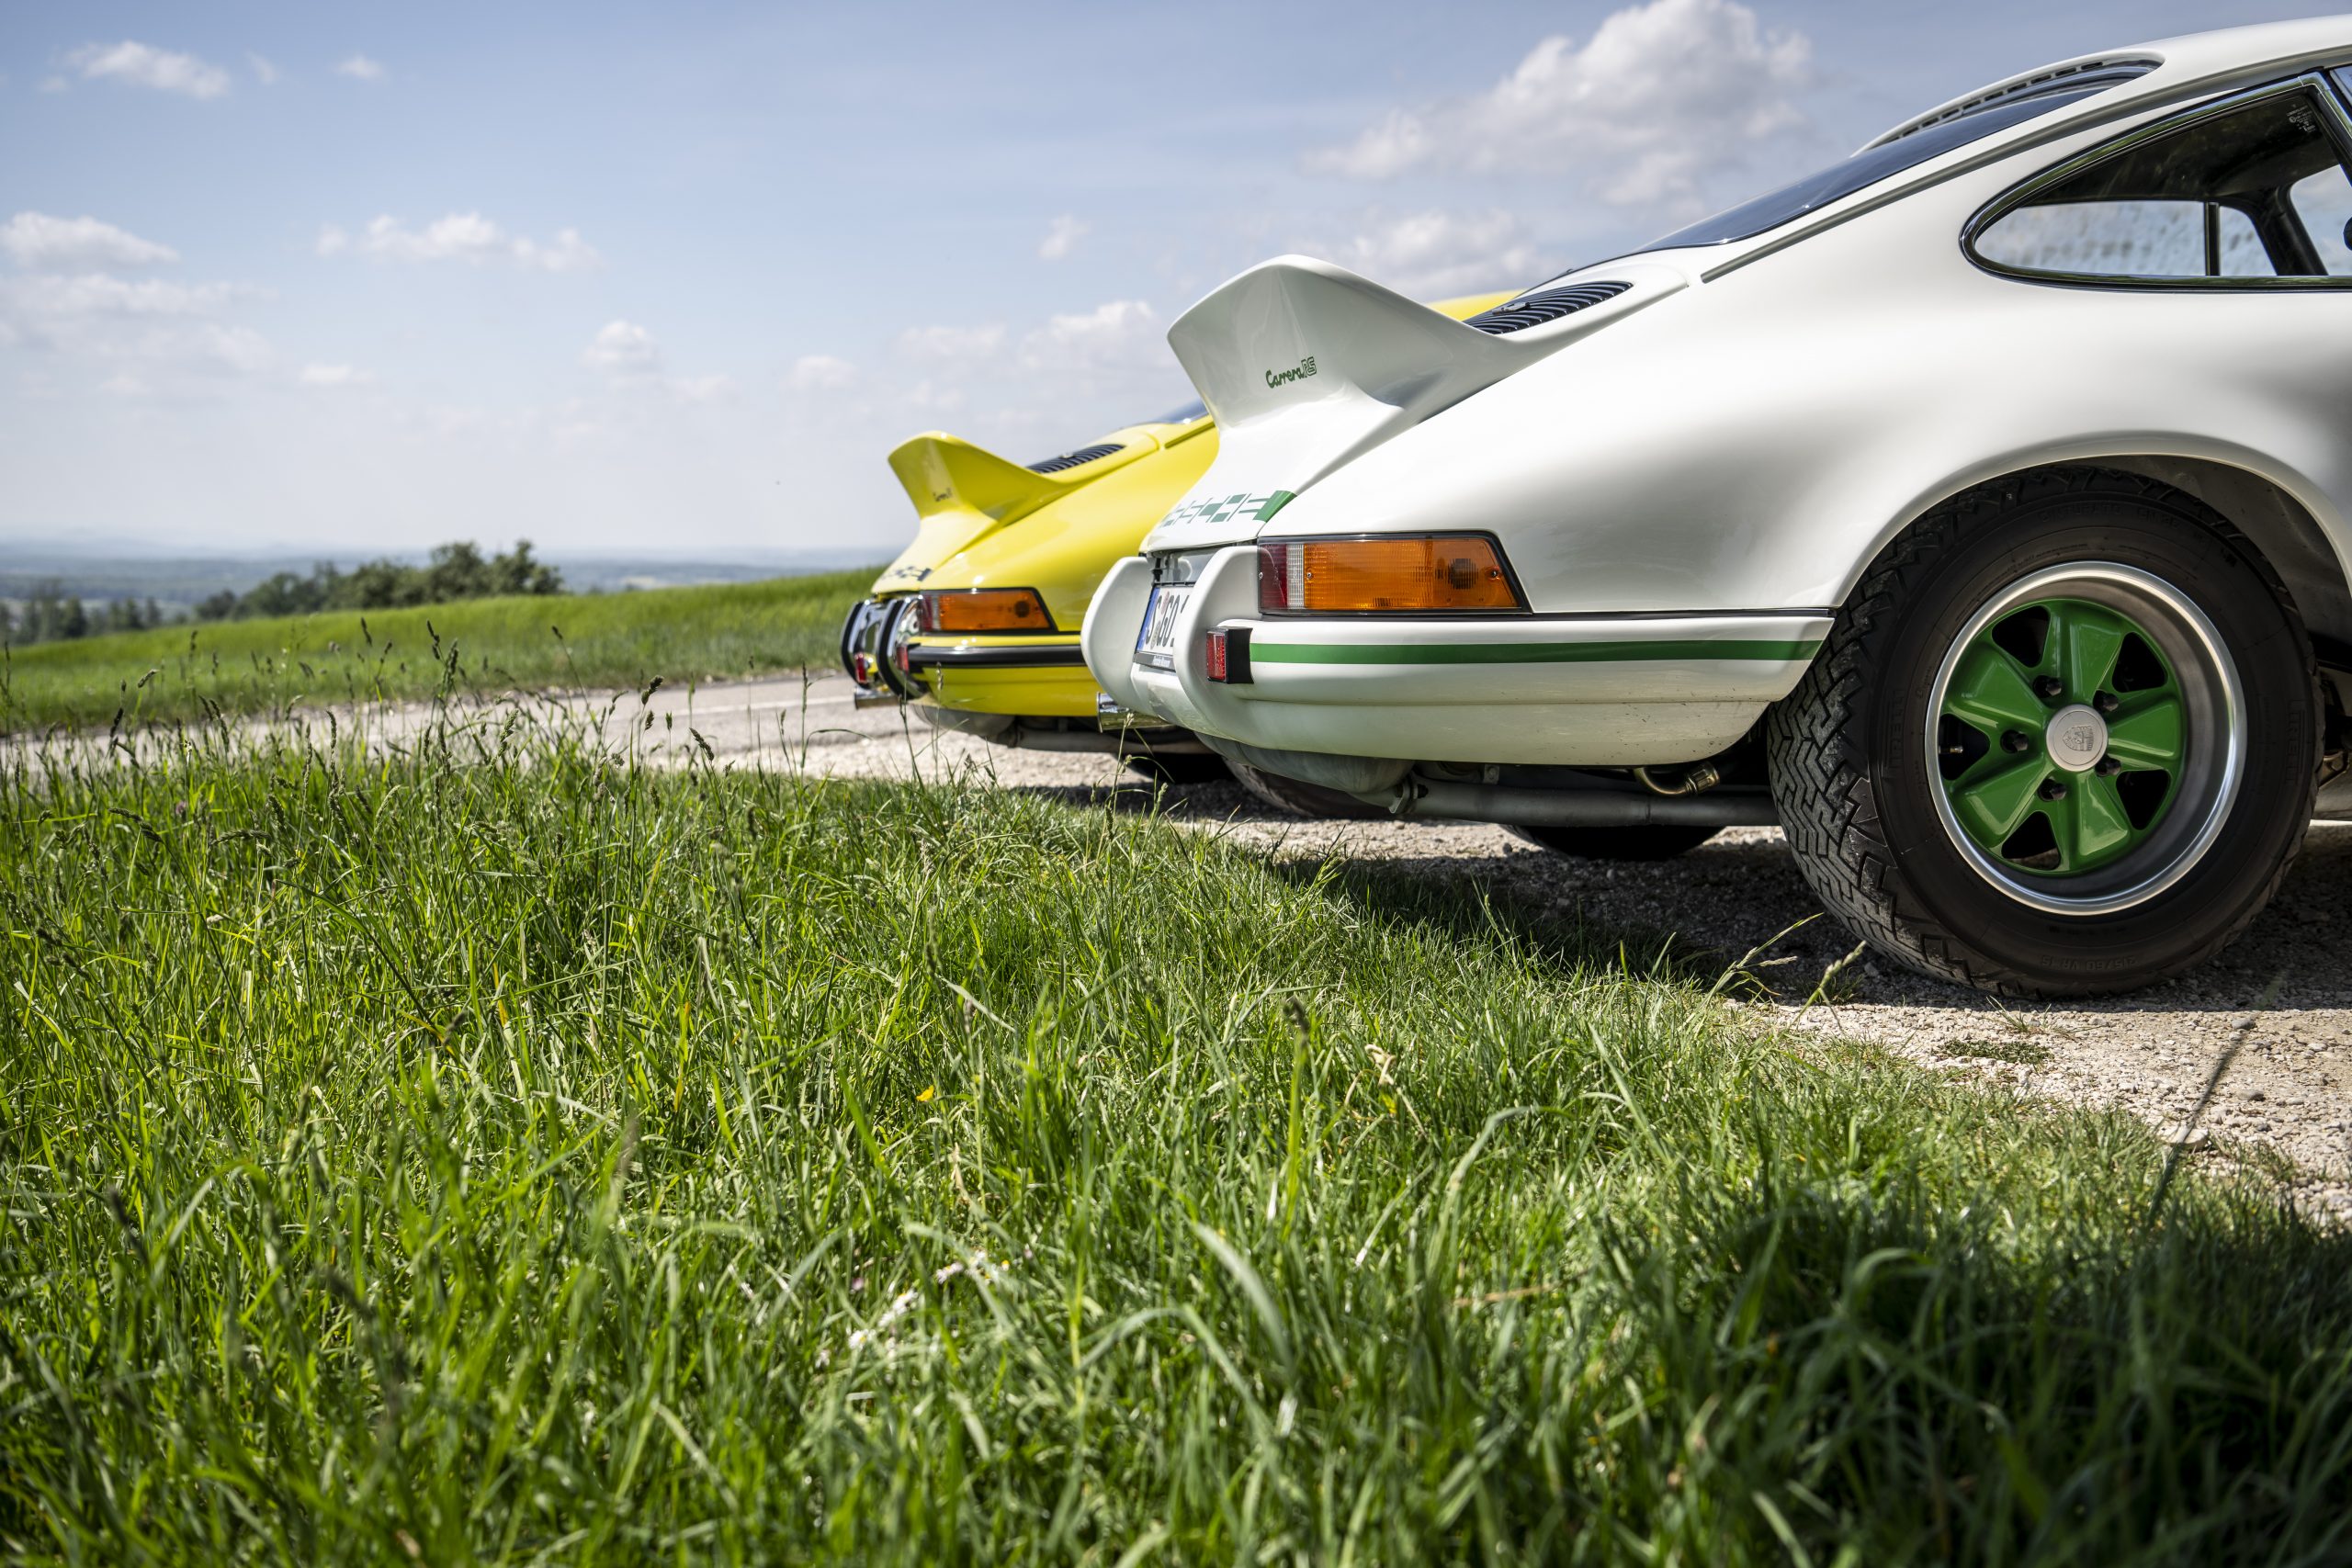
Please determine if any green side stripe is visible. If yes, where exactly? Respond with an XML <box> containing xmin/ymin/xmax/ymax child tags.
<box><xmin>1250</xmin><ymin>637</ymin><xmax>1822</xmax><ymax>667</ymax></box>
<box><xmin>1256</xmin><ymin>491</ymin><xmax>1296</xmax><ymax>523</ymax></box>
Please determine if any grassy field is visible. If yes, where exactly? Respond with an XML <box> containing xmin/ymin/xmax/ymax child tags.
<box><xmin>4</xmin><ymin>713</ymin><xmax>2349</xmax><ymax>1562</ymax></box>
<box><xmin>0</xmin><ymin>567</ymin><xmax>877</xmax><ymax>733</ymax></box>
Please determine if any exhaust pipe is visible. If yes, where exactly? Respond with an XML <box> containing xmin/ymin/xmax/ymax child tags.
<box><xmin>1361</xmin><ymin>774</ymin><xmax>1778</xmax><ymax>828</ymax></box>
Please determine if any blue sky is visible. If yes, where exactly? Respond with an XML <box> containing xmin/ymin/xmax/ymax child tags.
<box><xmin>0</xmin><ymin>0</ymin><xmax>2327</xmax><ymax>560</ymax></box>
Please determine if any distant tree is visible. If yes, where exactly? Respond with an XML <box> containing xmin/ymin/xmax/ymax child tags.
<box><xmin>58</xmin><ymin>596</ymin><xmax>88</xmax><ymax>640</ymax></box>
<box><xmin>144</xmin><ymin>597</ymin><xmax>163</xmax><ymax>629</ymax></box>
<box><xmin>168</xmin><ymin>542</ymin><xmax>565</xmax><ymax>626</ymax></box>
<box><xmin>331</xmin><ymin>558</ymin><xmax>416</xmax><ymax>610</ymax></box>
<box><xmin>423</xmin><ymin>542</ymin><xmax>491</xmax><ymax>603</ymax></box>
<box><xmin>490</xmin><ymin>539</ymin><xmax>563</xmax><ymax>597</ymax></box>
<box><xmin>0</xmin><ymin>602</ymin><xmax>14</xmax><ymax>645</ymax></box>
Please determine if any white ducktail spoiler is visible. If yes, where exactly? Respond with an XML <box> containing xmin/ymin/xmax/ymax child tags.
<box><xmin>1155</xmin><ymin>255</ymin><xmax>1678</xmax><ymax>548</ymax></box>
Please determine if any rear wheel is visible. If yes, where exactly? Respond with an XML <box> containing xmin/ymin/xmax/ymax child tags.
<box><xmin>1508</xmin><ymin>824</ymin><xmax>1719</xmax><ymax>860</ymax></box>
<box><xmin>1768</xmin><ymin>468</ymin><xmax>2317</xmax><ymax>997</ymax></box>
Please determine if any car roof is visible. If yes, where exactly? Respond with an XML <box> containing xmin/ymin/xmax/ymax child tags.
<box><xmin>1865</xmin><ymin>17</ymin><xmax>2352</xmax><ymax>153</ymax></box>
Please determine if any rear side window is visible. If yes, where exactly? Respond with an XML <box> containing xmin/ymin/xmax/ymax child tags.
<box><xmin>1641</xmin><ymin>62</ymin><xmax>2155</xmax><ymax>252</ymax></box>
<box><xmin>1972</xmin><ymin>83</ymin><xmax>2352</xmax><ymax>282</ymax></box>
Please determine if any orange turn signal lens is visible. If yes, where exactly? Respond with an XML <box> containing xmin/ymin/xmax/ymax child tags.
<box><xmin>918</xmin><ymin>588</ymin><xmax>1057</xmax><ymax>634</ymax></box>
<box><xmin>1257</xmin><ymin>536</ymin><xmax>1522</xmax><ymax>614</ymax></box>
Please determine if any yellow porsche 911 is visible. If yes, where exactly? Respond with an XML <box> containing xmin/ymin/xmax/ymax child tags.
<box><xmin>840</xmin><ymin>291</ymin><xmax>1511</xmax><ymax>788</ymax></box>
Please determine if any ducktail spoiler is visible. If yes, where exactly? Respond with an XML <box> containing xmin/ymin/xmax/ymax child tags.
<box><xmin>887</xmin><ymin>434</ymin><xmax>1082</xmax><ymax>525</ymax></box>
<box><xmin>1160</xmin><ymin>254</ymin><xmax>1676</xmax><ymax>513</ymax></box>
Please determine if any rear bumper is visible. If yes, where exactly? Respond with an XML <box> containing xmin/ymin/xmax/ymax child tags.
<box><xmin>1082</xmin><ymin>548</ymin><xmax>1829</xmax><ymax>767</ymax></box>
<box><xmin>912</xmin><ymin>638</ymin><xmax>1099</xmax><ymax>721</ymax></box>
<box><xmin>842</xmin><ymin>598</ymin><xmax>1108</xmax><ymax>722</ymax></box>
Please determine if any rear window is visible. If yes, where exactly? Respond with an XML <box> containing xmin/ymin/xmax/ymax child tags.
<box><xmin>1641</xmin><ymin>62</ymin><xmax>2157</xmax><ymax>252</ymax></box>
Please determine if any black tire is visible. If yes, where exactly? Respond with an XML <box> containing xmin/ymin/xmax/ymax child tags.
<box><xmin>1123</xmin><ymin>751</ymin><xmax>1231</xmax><ymax>785</ymax></box>
<box><xmin>1507</xmin><ymin>823</ymin><xmax>1719</xmax><ymax>860</ymax></box>
<box><xmin>1768</xmin><ymin>468</ymin><xmax>2318</xmax><ymax>998</ymax></box>
<box><xmin>1228</xmin><ymin>761</ymin><xmax>1390</xmax><ymax>819</ymax></box>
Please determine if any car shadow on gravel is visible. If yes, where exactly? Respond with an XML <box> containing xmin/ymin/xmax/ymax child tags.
<box><xmin>1025</xmin><ymin>776</ymin><xmax>2352</xmax><ymax>1020</ymax></box>
<box><xmin>1319</xmin><ymin>824</ymin><xmax>2352</xmax><ymax>1018</ymax></box>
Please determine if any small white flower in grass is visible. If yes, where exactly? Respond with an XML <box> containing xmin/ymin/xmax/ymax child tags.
<box><xmin>937</xmin><ymin>1248</ymin><xmax>1005</xmax><ymax>1287</ymax></box>
<box><xmin>848</xmin><ymin>1286</ymin><xmax>923</xmax><ymax>1353</ymax></box>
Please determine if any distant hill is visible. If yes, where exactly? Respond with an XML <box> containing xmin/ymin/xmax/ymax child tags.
<box><xmin>0</xmin><ymin>546</ymin><xmax>887</xmax><ymax>615</ymax></box>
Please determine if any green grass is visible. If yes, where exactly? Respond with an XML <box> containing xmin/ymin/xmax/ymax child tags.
<box><xmin>4</xmin><ymin>713</ymin><xmax>2349</xmax><ymax>1563</ymax></box>
<box><xmin>0</xmin><ymin>568</ymin><xmax>877</xmax><ymax>733</ymax></box>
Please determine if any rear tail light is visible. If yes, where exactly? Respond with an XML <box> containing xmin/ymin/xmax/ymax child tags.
<box><xmin>1257</xmin><ymin>536</ymin><xmax>1522</xmax><ymax>613</ymax></box>
<box><xmin>917</xmin><ymin>588</ymin><xmax>1057</xmax><ymax>633</ymax></box>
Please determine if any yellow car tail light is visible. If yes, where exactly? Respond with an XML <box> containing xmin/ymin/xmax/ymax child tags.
<box><xmin>918</xmin><ymin>587</ymin><xmax>1057</xmax><ymax>633</ymax></box>
<box><xmin>1257</xmin><ymin>536</ymin><xmax>1523</xmax><ymax>614</ymax></box>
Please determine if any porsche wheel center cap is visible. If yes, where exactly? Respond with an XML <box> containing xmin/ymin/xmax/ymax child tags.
<box><xmin>2045</xmin><ymin>704</ymin><xmax>2109</xmax><ymax>773</ymax></box>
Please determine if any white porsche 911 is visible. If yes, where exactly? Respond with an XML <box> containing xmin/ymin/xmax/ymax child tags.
<box><xmin>1085</xmin><ymin>18</ymin><xmax>2352</xmax><ymax>997</ymax></box>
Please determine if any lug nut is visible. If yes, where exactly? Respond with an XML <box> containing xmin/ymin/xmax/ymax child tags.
<box><xmin>2034</xmin><ymin>676</ymin><xmax>2064</xmax><ymax>701</ymax></box>
<box><xmin>2094</xmin><ymin>692</ymin><xmax>2120</xmax><ymax>714</ymax></box>
<box><xmin>2001</xmin><ymin>729</ymin><xmax>2031</xmax><ymax>753</ymax></box>
<box><xmin>2095</xmin><ymin>758</ymin><xmax>2122</xmax><ymax>776</ymax></box>
<box><xmin>2039</xmin><ymin>778</ymin><xmax>2068</xmax><ymax>801</ymax></box>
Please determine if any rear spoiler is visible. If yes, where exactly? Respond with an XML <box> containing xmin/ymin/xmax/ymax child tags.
<box><xmin>1160</xmin><ymin>254</ymin><xmax>1676</xmax><ymax>508</ymax></box>
<box><xmin>887</xmin><ymin>434</ymin><xmax>1081</xmax><ymax>525</ymax></box>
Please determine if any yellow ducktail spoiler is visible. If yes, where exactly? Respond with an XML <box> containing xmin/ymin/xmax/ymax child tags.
<box><xmin>888</xmin><ymin>433</ymin><xmax>1120</xmax><ymax>525</ymax></box>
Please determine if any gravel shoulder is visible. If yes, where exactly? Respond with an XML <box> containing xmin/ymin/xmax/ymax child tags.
<box><xmin>31</xmin><ymin>670</ymin><xmax>2348</xmax><ymax>1218</ymax></box>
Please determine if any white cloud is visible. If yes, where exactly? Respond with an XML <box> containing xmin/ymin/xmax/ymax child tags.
<box><xmin>512</xmin><ymin>230</ymin><xmax>599</xmax><ymax>272</ymax></box>
<box><xmin>902</xmin><ymin>378</ymin><xmax>966</xmax><ymax>415</ymax></box>
<box><xmin>668</xmin><ymin>374</ymin><xmax>738</xmax><ymax>405</ymax></box>
<box><xmin>582</xmin><ymin>320</ymin><xmax>661</xmax><ymax>374</ymax></box>
<box><xmin>0</xmin><ymin>261</ymin><xmax>277</xmax><ymax>400</ymax></box>
<box><xmin>895</xmin><ymin>322</ymin><xmax>1006</xmax><ymax>361</ymax></box>
<box><xmin>1312</xmin><ymin>209</ymin><xmax>1540</xmax><ymax>299</ymax></box>
<box><xmin>299</xmin><ymin>363</ymin><xmax>372</xmax><ymax>389</ymax></box>
<box><xmin>334</xmin><ymin>55</ymin><xmax>386</xmax><ymax>83</ymax></box>
<box><xmin>38</xmin><ymin>76</ymin><xmax>69</xmax><ymax>95</ymax></box>
<box><xmin>249</xmin><ymin>53</ymin><xmax>279</xmax><ymax>85</ymax></box>
<box><xmin>3</xmin><ymin>274</ymin><xmax>237</xmax><ymax>320</ymax></box>
<box><xmin>787</xmin><ymin>354</ymin><xmax>857</xmax><ymax>390</ymax></box>
<box><xmin>1021</xmin><ymin>299</ymin><xmax>1159</xmax><ymax>369</ymax></box>
<box><xmin>176</xmin><ymin>323</ymin><xmax>273</xmax><ymax>375</ymax></box>
<box><xmin>66</xmin><ymin>40</ymin><xmax>233</xmax><ymax>100</ymax></box>
<box><xmin>317</xmin><ymin>213</ymin><xmax>602</xmax><ymax>272</ymax></box>
<box><xmin>1038</xmin><ymin>215</ymin><xmax>1090</xmax><ymax>262</ymax></box>
<box><xmin>2</xmin><ymin>212</ymin><xmax>179</xmax><ymax>271</ymax></box>
<box><xmin>1307</xmin><ymin>0</ymin><xmax>1812</xmax><ymax>212</ymax></box>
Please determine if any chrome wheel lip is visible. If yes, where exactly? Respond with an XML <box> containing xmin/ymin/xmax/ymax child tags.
<box><xmin>1923</xmin><ymin>561</ymin><xmax>2245</xmax><ymax>916</ymax></box>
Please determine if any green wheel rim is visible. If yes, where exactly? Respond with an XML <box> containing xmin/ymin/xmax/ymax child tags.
<box><xmin>1936</xmin><ymin>596</ymin><xmax>2183</xmax><ymax>874</ymax></box>
<box><xmin>1922</xmin><ymin>561</ymin><xmax>2244</xmax><ymax>916</ymax></box>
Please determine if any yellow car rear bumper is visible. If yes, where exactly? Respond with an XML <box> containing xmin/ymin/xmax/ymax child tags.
<box><xmin>904</xmin><ymin>633</ymin><xmax>1100</xmax><ymax>720</ymax></box>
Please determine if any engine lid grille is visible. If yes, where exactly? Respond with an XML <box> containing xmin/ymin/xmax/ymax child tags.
<box><xmin>1464</xmin><ymin>281</ymin><xmax>1632</xmax><ymax>335</ymax></box>
<box><xmin>1026</xmin><ymin>442</ymin><xmax>1125</xmax><ymax>474</ymax></box>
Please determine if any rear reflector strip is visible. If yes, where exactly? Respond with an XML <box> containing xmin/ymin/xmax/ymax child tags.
<box><xmin>1204</xmin><ymin>626</ymin><xmax>1252</xmax><ymax>684</ymax></box>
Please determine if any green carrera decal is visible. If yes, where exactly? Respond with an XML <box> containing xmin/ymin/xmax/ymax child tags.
<box><xmin>1158</xmin><ymin>490</ymin><xmax>1296</xmax><ymax>529</ymax></box>
<box><xmin>1263</xmin><ymin>355</ymin><xmax>1317</xmax><ymax>389</ymax></box>
<box><xmin>1249</xmin><ymin>637</ymin><xmax>1823</xmax><ymax>666</ymax></box>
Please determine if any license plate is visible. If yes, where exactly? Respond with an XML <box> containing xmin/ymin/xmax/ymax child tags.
<box><xmin>1134</xmin><ymin>584</ymin><xmax>1191</xmax><ymax>669</ymax></box>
